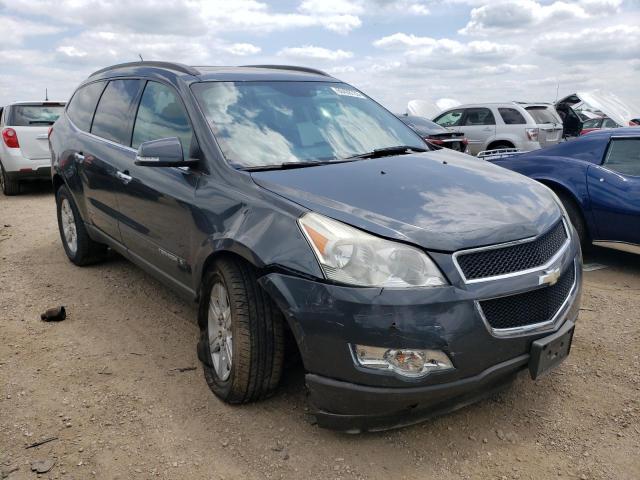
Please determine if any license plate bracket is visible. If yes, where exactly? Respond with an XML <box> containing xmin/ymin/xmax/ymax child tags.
<box><xmin>529</xmin><ymin>321</ymin><xmax>574</xmax><ymax>379</ymax></box>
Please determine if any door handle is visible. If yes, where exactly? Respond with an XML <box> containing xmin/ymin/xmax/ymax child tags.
<box><xmin>74</xmin><ymin>152</ymin><xmax>85</xmax><ymax>163</ymax></box>
<box><xmin>116</xmin><ymin>170</ymin><xmax>132</xmax><ymax>184</ymax></box>
<box><xmin>482</xmin><ymin>127</ymin><xmax>492</xmax><ymax>131</ymax></box>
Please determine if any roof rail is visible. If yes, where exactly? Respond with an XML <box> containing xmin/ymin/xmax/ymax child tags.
<box><xmin>242</xmin><ymin>64</ymin><xmax>332</xmax><ymax>77</ymax></box>
<box><xmin>89</xmin><ymin>61</ymin><xmax>200</xmax><ymax>78</ymax></box>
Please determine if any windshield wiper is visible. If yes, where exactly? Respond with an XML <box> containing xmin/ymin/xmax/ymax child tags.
<box><xmin>240</xmin><ymin>158</ymin><xmax>357</xmax><ymax>172</ymax></box>
<box><xmin>346</xmin><ymin>145</ymin><xmax>428</xmax><ymax>160</ymax></box>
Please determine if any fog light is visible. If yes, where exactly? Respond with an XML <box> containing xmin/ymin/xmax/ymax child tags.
<box><xmin>352</xmin><ymin>345</ymin><xmax>453</xmax><ymax>378</ymax></box>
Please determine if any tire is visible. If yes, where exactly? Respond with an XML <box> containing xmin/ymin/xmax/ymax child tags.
<box><xmin>55</xmin><ymin>184</ymin><xmax>107</xmax><ymax>265</ymax></box>
<box><xmin>555</xmin><ymin>190</ymin><xmax>589</xmax><ymax>252</ymax></box>
<box><xmin>0</xmin><ymin>162</ymin><xmax>20</xmax><ymax>196</ymax></box>
<box><xmin>487</xmin><ymin>141</ymin><xmax>514</xmax><ymax>151</ymax></box>
<box><xmin>198</xmin><ymin>257</ymin><xmax>284</xmax><ymax>404</ymax></box>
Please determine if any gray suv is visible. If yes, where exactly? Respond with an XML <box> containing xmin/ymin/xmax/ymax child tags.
<box><xmin>49</xmin><ymin>62</ymin><xmax>582</xmax><ymax>432</ymax></box>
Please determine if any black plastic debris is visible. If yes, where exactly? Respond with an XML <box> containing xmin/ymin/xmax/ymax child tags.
<box><xmin>40</xmin><ymin>306</ymin><xmax>66</xmax><ymax>322</ymax></box>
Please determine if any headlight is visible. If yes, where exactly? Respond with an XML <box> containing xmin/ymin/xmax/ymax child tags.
<box><xmin>298</xmin><ymin>212</ymin><xmax>447</xmax><ymax>287</ymax></box>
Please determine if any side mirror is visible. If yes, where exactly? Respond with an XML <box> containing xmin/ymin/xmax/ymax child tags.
<box><xmin>135</xmin><ymin>137</ymin><xmax>198</xmax><ymax>167</ymax></box>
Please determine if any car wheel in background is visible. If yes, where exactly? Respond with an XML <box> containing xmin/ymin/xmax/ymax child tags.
<box><xmin>198</xmin><ymin>257</ymin><xmax>284</xmax><ymax>404</ymax></box>
<box><xmin>1</xmin><ymin>162</ymin><xmax>20</xmax><ymax>196</ymax></box>
<box><xmin>55</xmin><ymin>184</ymin><xmax>107</xmax><ymax>265</ymax></box>
<box><xmin>487</xmin><ymin>141</ymin><xmax>514</xmax><ymax>151</ymax></box>
<box><xmin>555</xmin><ymin>190</ymin><xmax>589</xmax><ymax>252</ymax></box>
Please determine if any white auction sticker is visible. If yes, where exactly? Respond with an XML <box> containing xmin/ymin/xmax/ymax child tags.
<box><xmin>331</xmin><ymin>86</ymin><xmax>365</xmax><ymax>98</ymax></box>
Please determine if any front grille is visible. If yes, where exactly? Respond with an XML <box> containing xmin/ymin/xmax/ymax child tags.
<box><xmin>456</xmin><ymin>221</ymin><xmax>567</xmax><ymax>281</ymax></box>
<box><xmin>479</xmin><ymin>266</ymin><xmax>575</xmax><ymax>330</ymax></box>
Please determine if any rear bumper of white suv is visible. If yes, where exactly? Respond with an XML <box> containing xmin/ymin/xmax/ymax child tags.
<box><xmin>1</xmin><ymin>148</ymin><xmax>51</xmax><ymax>179</ymax></box>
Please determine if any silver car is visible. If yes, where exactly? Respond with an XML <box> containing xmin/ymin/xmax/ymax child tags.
<box><xmin>433</xmin><ymin>102</ymin><xmax>563</xmax><ymax>156</ymax></box>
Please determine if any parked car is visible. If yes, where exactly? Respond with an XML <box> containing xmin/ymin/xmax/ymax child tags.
<box><xmin>557</xmin><ymin>91</ymin><xmax>638</xmax><ymax>131</ymax></box>
<box><xmin>432</xmin><ymin>102</ymin><xmax>562</xmax><ymax>156</ymax></box>
<box><xmin>580</xmin><ymin>117</ymin><xmax>620</xmax><ymax>135</ymax></box>
<box><xmin>0</xmin><ymin>101</ymin><xmax>65</xmax><ymax>195</ymax></box>
<box><xmin>397</xmin><ymin>114</ymin><xmax>470</xmax><ymax>153</ymax></box>
<box><xmin>490</xmin><ymin>128</ymin><xmax>640</xmax><ymax>254</ymax></box>
<box><xmin>50</xmin><ymin>62</ymin><xmax>582</xmax><ymax>432</ymax></box>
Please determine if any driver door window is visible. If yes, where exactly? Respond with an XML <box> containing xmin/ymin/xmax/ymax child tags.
<box><xmin>604</xmin><ymin>138</ymin><xmax>640</xmax><ymax>176</ymax></box>
<box><xmin>132</xmin><ymin>81</ymin><xmax>194</xmax><ymax>158</ymax></box>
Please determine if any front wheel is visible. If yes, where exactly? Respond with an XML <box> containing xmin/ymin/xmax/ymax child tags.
<box><xmin>199</xmin><ymin>258</ymin><xmax>284</xmax><ymax>404</ymax></box>
<box><xmin>55</xmin><ymin>185</ymin><xmax>107</xmax><ymax>265</ymax></box>
<box><xmin>555</xmin><ymin>190</ymin><xmax>589</xmax><ymax>252</ymax></box>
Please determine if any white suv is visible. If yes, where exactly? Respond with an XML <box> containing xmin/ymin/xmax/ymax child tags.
<box><xmin>0</xmin><ymin>101</ymin><xmax>65</xmax><ymax>195</ymax></box>
<box><xmin>433</xmin><ymin>102</ymin><xmax>563</xmax><ymax>156</ymax></box>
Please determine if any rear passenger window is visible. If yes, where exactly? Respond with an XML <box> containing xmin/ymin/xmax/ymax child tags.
<box><xmin>604</xmin><ymin>138</ymin><xmax>640</xmax><ymax>176</ymax></box>
<box><xmin>67</xmin><ymin>82</ymin><xmax>106</xmax><ymax>132</ymax></box>
<box><xmin>498</xmin><ymin>108</ymin><xmax>526</xmax><ymax>125</ymax></box>
<box><xmin>132</xmin><ymin>81</ymin><xmax>193</xmax><ymax>158</ymax></box>
<box><xmin>91</xmin><ymin>80</ymin><xmax>143</xmax><ymax>145</ymax></box>
<box><xmin>602</xmin><ymin>118</ymin><xmax>618</xmax><ymax>128</ymax></box>
<box><xmin>463</xmin><ymin>108</ymin><xmax>495</xmax><ymax>126</ymax></box>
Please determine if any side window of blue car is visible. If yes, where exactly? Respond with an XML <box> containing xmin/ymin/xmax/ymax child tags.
<box><xmin>604</xmin><ymin>138</ymin><xmax>640</xmax><ymax>176</ymax></box>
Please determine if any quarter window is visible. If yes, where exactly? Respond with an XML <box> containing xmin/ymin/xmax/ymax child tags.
<box><xmin>67</xmin><ymin>82</ymin><xmax>106</xmax><ymax>132</ymax></box>
<box><xmin>462</xmin><ymin>108</ymin><xmax>495</xmax><ymax>126</ymax></box>
<box><xmin>91</xmin><ymin>80</ymin><xmax>143</xmax><ymax>145</ymax></box>
<box><xmin>434</xmin><ymin>109</ymin><xmax>464</xmax><ymax>127</ymax></box>
<box><xmin>499</xmin><ymin>108</ymin><xmax>526</xmax><ymax>125</ymax></box>
<box><xmin>132</xmin><ymin>81</ymin><xmax>194</xmax><ymax>158</ymax></box>
<box><xmin>604</xmin><ymin>138</ymin><xmax>640</xmax><ymax>176</ymax></box>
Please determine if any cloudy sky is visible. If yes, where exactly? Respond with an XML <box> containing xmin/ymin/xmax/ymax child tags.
<box><xmin>1</xmin><ymin>0</ymin><xmax>639</xmax><ymax>113</ymax></box>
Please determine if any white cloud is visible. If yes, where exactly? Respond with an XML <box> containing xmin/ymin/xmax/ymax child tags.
<box><xmin>374</xmin><ymin>33</ymin><xmax>519</xmax><ymax>69</ymax></box>
<box><xmin>0</xmin><ymin>15</ymin><xmax>64</xmax><ymax>46</ymax></box>
<box><xmin>223</xmin><ymin>43</ymin><xmax>262</xmax><ymax>56</ymax></box>
<box><xmin>534</xmin><ymin>24</ymin><xmax>640</xmax><ymax>61</ymax></box>
<box><xmin>278</xmin><ymin>45</ymin><xmax>354</xmax><ymax>61</ymax></box>
<box><xmin>459</xmin><ymin>0</ymin><xmax>602</xmax><ymax>35</ymax></box>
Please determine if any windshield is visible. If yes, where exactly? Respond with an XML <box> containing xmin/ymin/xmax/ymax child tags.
<box><xmin>9</xmin><ymin>103</ymin><xmax>64</xmax><ymax>126</ymax></box>
<box><xmin>525</xmin><ymin>107</ymin><xmax>560</xmax><ymax>125</ymax></box>
<box><xmin>192</xmin><ymin>81</ymin><xmax>425</xmax><ymax>168</ymax></box>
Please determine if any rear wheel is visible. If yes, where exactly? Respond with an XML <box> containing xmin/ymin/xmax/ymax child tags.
<box><xmin>199</xmin><ymin>257</ymin><xmax>284</xmax><ymax>404</ymax></box>
<box><xmin>55</xmin><ymin>185</ymin><xmax>107</xmax><ymax>265</ymax></box>
<box><xmin>0</xmin><ymin>163</ymin><xmax>20</xmax><ymax>196</ymax></box>
<box><xmin>555</xmin><ymin>190</ymin><xmax>589</xmax><ymax>251</ymax></box>
<box><xmin>487</xmin><ymin>141</ymin><xmax>514</xmax><ymax>151</ymax></box>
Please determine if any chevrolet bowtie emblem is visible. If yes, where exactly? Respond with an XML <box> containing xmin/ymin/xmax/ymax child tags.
<box><xmin>539</xmin><ymin>267</ymin><xmax>561</xmax><ymax>286</ymax></box>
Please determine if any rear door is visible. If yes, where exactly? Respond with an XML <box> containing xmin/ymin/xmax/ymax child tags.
<box><xmin>525</xmin><ymin>106</ymin><xmax>563</xmax><ymax>147</ymax></box>
<box><xmin>8</xmin><ymin>103</ymin><xmax>65</xmax><ymax>159</ymax></box>
<box><xmin>459</xmin><ymin>107</ymin><xmax>496</xmax><ymax>155</ymax></box>
<box><xmin>77</xmin><ymin>79</ymin><xmax>144</xmax><ymax>243</ymax></box>
<box><xmin>115</xmin><ymin>80</ymin><xmax>200</xmax><ymax>287</ymax></box>
<box><xmin>587</xmin><ymin>136</ymin><xmax>640</xmax><ymax>245</ymax></box>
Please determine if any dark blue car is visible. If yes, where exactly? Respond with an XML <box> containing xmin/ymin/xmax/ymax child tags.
<box><xmin>491</xmin><ymin>128</ymin><xmax>640</xmax><ymax>255</ymax></box>
<box><xmin>49</xmin><ymin>62</ymin><xmax>582</xmax><ymax>432</ymax></box>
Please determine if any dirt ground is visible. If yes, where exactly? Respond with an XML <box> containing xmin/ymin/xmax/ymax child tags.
<box><xmin>1</xmin><ymin>183</ymin><xmax>639</xmax><ymax>480</ymax></box>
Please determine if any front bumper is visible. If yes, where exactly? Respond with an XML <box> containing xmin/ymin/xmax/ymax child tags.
<box><xmin>307</xmin><ymin>354</ymin><xmax>527</xmax><ymax>432</ymax></box>
<box><xmin>258</xmin><ymin>231</ymin><xmax>582</xmax><ymax>431</ymax></box>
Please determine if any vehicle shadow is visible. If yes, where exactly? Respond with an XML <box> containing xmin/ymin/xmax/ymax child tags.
<box><xmin>583</xmin><ymin>246</ymin><xmax>640</xmax><ymax>275</ymax></box>
<box><xmin>11</xmin><ymin>180</ymin><xmax>53</xmax><ymax>197</ymax></box>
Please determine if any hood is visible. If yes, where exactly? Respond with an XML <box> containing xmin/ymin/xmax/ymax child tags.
<box><xmin>557</xmin><ymin>90</ymin><xmax>639</xmax><ymax>127</ymax></box>
<box><xmin>251</xmin><ymin>150</ymin><xmax>561</xmax><ymax>252</ymax></box>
